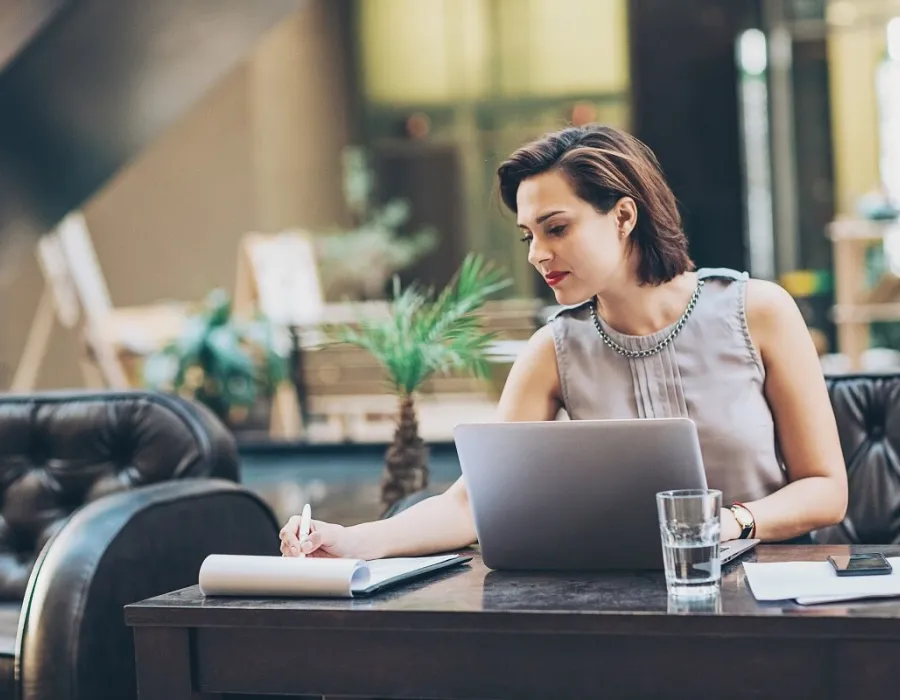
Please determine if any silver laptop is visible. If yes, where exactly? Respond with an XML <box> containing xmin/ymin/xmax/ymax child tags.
<box><xmin>453</xmin><ymin>418</ymin><xmax>758</xmax><ymax>571</ymax></box>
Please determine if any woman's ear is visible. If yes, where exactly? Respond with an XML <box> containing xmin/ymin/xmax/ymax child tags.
<box><xmin>615</xmin><ymin>197</ymin><xmax>638</xmax><ymax>238</ymax></box>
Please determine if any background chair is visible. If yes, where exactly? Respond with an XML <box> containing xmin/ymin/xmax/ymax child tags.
<box><xmin>814</xmin><ymin>373</ymin><xmax>900</xmax><ymax>544</ymax></box>
<box><xmin>0</xmin><ymin>390</ymin><xmax>280</xmax><ymax>700</ymax></box>
<box><xmin>14</xmin><ymin>213</ymin><xmax>190</xmax><ymax>393</ymax></box>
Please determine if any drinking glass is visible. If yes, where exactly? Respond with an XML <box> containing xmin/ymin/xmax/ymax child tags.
<box><xmin>656</xmin><ymin>489</ymin><xmax>722</xmax><ymax>597</ymax></box>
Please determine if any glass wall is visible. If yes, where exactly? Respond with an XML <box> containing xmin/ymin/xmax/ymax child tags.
<box><xmin>352</xmin><ymin>0</ymin><xmax>631</xmax><ymax>297</ymax></box>
<box><xmin>755</xmin><ymin>0</ymin><xmax>900</xmax><ymax>359</ymax></box>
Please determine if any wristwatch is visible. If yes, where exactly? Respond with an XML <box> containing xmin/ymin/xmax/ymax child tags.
<box><xmin>729</xmin><ymin>502</ymin><xmax>756</xmax><ymax>539</ymax></box>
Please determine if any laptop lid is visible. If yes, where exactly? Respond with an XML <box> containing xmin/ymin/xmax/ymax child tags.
<box><xmin>454</xmin><ymin>418</ymin><xmax>708</xmax><ymax>571</ymax></box>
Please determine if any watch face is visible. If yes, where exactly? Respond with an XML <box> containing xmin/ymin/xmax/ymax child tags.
<box><xmin>732</xmin><ymin>507</ymin><xmax>753</xmax><ymax>527</ymax></box>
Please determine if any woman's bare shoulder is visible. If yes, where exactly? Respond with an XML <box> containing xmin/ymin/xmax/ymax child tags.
<box><xmin>496</xmin><ymin>324</ymin><xmax>562</xmax><ymax>421</ymax></box>
<box><xmin>507</xmin><ymin>324</ymin><xmax>558</xmax><ymax>386</ymax></box>
<box><xmin>744</xmin><ymin>278</ymin><xmax>810</xmax><ymax>360</ymax></box>
<box><xmin>745</xmin><ymin>278</ymin><xmax>797</xmax><ymax>319</ymax></box>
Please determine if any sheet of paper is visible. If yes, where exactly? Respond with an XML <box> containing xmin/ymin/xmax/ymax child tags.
<box><xmin>743</xmin><ymin>557</ymin><xmax>900</xmax><ymax>602</ymax></box>
<box><xmin>362</xmin><ymin>554</ymin><xmax>460</xmax><ymax>590</ymax></box>
<box><xmin>199</xmin><ymin>554</ymin><xmax>366</xmax><ymax>598</ymax></box>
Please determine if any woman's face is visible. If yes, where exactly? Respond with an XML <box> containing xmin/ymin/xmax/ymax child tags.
<box><xmin>516</xmin><ymin>169</ymin><xmax>636</xmax><ymax>305</ymax></box>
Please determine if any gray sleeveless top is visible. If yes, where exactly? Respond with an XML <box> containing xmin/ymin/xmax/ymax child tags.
<box><xmin>550</xmin><ymin>267</ymin><xmax>787</xmax><ymax>504</ymax></box>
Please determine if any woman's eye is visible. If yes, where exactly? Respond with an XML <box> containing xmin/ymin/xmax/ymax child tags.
<box><xmin>549</xmin><ymin>225</ymin><xmax>566</xmax><ymax>235</ymax></box>
<box><xmin>519</xmin><ymin>235</ymin><xmax>532</xmax><ymax>244</ymax></box>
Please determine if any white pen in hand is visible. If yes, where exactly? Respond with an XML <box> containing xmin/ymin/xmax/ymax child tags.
<box><xmin>297</xmin><ymin>503</ymin><xmax>312</xmax><ymax>558</ymax></box>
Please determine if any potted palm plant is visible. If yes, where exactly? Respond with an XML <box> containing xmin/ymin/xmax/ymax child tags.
<box><xmin>332</xmin><ymin>253</ymin><xmax>512</xmax><ymax>509</ymax></box>
<box><xmin>142</xmin><ymin>288</ymin><xmax>289</xmax><ymax>434</ymax></box>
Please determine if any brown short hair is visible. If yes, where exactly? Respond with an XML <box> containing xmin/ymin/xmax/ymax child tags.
<box><xmin>497</xmin><ymin>124</ymin><xmax>694</xmax><ymax>286</ymax></box>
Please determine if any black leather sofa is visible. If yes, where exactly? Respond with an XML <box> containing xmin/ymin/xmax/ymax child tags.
<box><xmin>0</xmin><ymin>390</ymin><xmax>280</xmax><ymax>700</ymax></box>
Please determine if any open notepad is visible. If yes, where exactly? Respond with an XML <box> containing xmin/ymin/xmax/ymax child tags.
<box><xmin>198</xmin><ymin>553</ymin><xmax>471</xmax><ymax>598</ymax></box>
<box><xmin>743</xmin><ymin>558</ymin><xmax>900</xmax><ymax>605</ymax></box>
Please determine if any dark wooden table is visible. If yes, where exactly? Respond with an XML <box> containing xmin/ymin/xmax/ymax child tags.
<box><xmin>125</xmin><ymin>544</ymin><xmax>900</xmax><ymax>700</ymax></box>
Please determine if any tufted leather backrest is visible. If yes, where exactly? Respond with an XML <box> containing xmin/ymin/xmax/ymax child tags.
<box><xmin>0</xmin><ymin>390</ymin><xmax>239</xmax><ymax>599</ymax></box>
<box><xmin>814</xmin><ymin>374</ymin><xmax>900</xmax><ymax>544</ymax></box>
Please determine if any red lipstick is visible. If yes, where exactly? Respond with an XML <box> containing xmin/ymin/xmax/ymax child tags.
<box><xmin>544</xmin><ymin>271</ymin><xmax>570</xmax><ymax>287</ymax></box>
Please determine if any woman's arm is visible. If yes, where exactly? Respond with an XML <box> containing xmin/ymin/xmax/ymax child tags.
<box><xmin>722</xmin><ymin>280</ymin><xmax>848</xmax><ymax>542</ymax></box>
<box><xmin>305</xmin><ymin>325</ymin><xmax>563</xmax><ymax>560</ymax></box>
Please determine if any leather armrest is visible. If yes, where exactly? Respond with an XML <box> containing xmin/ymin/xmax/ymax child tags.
<box><xmin>15</xmin><ymin>479</ymin><xmax>279</xmax><ymax>700</ymax></box>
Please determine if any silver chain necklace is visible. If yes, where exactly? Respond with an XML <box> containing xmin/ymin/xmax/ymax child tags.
<box><xmin>589</xmin><ymin>280</ymin><xmax>705</xmax><ymax>359</ymax></box>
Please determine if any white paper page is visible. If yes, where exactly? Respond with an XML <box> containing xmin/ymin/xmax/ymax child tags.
<box><xmin>359</xmin><ymin>555</ymin><xmax>460</xmax><ymax>591</ymax></box>
<box><xmin>743</xmin><ymin>557</ymin><xmax>900</xmax><ymax>602</ymax></box>
<box><xmin>199</xmin><ymin>554</ymin><xmax>367</xmax><ymax>598</ymax></box>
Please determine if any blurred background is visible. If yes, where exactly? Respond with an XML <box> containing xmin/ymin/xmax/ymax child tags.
<box><xmin>2</xmin><ymin>0</ymin><xmax>900</xmax><ymax>524</ymax></box>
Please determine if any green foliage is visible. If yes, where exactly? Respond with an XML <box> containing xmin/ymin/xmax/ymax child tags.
<box><xmin>314</xmin><ymin>146</ymin><xmax>439</xmax><ymax>300</ymax></box>
<box><xmin>331</xmin><ymin>254</ymin><xmax>513</xmax><ymax>396</ymax></box>
<box><xmin>142</xmin><ymin>289</ymin><xmax>288</xmax><ymax>418</ymax></box>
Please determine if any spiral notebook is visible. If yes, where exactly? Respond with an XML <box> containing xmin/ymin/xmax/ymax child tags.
<box><xmin>198</xmin><ymin>553</ymin><xmax>471</xmax><ymax>598</ymax></box>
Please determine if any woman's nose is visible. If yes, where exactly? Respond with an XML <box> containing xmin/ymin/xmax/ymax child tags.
<box><xmin>527</xmin><ymin>238</ymin><xmax>552</xmax><ymax>267</ymax></box>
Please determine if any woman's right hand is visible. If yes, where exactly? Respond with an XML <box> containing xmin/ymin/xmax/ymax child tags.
<box><xmin>279</xmin><ymin>515</ymin><xmax>361</xmax><ymax>559</ymax></box>
<box><xmin>278</xmin><ymin>481</ymin><xmax>476</xmax><ymax>562</ymax></box>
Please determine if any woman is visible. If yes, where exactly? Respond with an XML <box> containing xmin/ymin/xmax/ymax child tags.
<box><xmin>280</xmin><ymin>124</ymin><xmax>848</xmax><ymax>559</ymax></box>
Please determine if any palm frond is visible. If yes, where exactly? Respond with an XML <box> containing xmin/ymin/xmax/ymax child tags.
<box><xmin>329</xmin><ymin>254</ymin><xmax>513</xmax><ymax>395</ymax></box>
<box><xmin>421</xmin><ymin>254</ymin><xmax>512</xmax><ymax>346</ymax></box>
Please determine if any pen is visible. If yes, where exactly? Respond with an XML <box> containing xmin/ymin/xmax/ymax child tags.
<box><xmin>297</xmin><ymin>503</ymin><xmax>311</xmax><ymax>558</ymax></box>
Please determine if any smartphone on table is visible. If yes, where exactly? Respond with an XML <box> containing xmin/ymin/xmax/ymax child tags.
<box><xmin>827</xmin><ymin>553</ymin><xmax>893</xmax><ymax>577</ymax></box>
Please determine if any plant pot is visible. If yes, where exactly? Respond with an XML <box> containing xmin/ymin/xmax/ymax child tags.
<box><xmin>226</xmin><ymin>396</ymin><xmax>274</xmax><ymax>441</ymax></box>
